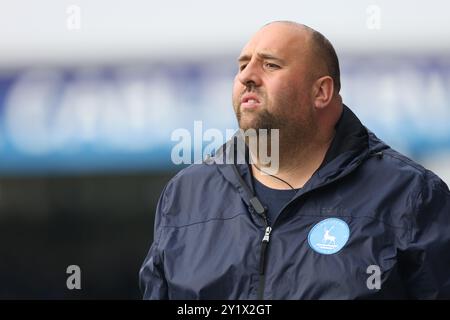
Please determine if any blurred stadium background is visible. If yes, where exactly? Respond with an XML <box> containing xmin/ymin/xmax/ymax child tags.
<box><xmin>0</xmin><ymin>0</ymin><xmax>449</xmax><ymax>298</ymax></box>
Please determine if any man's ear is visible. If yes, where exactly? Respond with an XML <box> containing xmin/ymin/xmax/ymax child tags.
<box><xmin>313</xmin><ymin>76</ymin><xmax>334</xmax><ymax>109</ymax></box>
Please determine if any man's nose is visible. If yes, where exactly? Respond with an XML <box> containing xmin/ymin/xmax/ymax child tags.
<box><xmin>237</xmin><ymin>61</ymin><xmax>262</xmax><ymax>88</ymax></box>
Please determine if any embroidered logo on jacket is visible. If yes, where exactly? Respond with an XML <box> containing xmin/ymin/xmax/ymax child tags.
<box><xmin>308</xmin><ymin>218</ymin><xmax>350</xmax><ymax>255</ymax></box>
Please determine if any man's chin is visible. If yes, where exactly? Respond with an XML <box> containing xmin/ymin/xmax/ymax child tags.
<box><xmin>236</xmin><ymin>108</ymin><xmax>277</xmax><ymax>132</ymax></box>
<box><xmin>238</xmin><ymin>119</ymin><xmax>259</xmax><ymax>132</ymax></box>
<box><xmin>237</xmin><ymin>113</ymin><xmax>258</xmax><ymax>130</ymax></box>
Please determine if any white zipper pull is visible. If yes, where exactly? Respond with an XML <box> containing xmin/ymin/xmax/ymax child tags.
<box><xmin>262</xmin><ymin>226</ymin><xmax>272</xmax><ymax>243</ymax></box>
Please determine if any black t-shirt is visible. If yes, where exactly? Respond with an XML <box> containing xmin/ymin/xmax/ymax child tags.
<box><xmin>252</xmin><ymin>177</ymin><xmax>300</xmax><ymax>225</ymax></box>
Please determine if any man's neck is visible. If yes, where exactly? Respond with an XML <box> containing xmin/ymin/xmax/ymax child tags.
<box><xmin>251</xmin><ymin>132</ymin><xmax>335</xmax><ymax>190</ymax></box>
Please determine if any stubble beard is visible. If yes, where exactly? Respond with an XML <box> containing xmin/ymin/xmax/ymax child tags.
<box><xmin>233</xmin><ymin>92</ymin><xmax>317</xmax><ymax>171</ymax></box>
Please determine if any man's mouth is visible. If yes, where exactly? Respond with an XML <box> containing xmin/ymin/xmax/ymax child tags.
<box><xmin>240</xmin><ymin>93</ymin><xmax>261</xmax><ymax>110</ymax></box>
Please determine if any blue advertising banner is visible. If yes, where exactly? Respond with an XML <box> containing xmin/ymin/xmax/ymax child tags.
<box><xmin>0</xmin><ymin>55</ymin><xmax>449</xmax><ymax>175</ymax></box>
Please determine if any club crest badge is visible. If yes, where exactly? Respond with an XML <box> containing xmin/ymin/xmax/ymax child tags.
<box><xmin>308</xmin><ymin>218</ymin><xmax>350</xmax><ymax>255</ymax></box>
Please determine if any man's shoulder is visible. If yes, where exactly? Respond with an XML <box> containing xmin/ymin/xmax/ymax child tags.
<box><xmin>169</xmin><ymin>161</ymin><xmax>221</xmax><ymax>185</ymax></box>
<box><xmin>381</xmin><ymin>148</ymin><xmax>427</xmax><ymax>174</ymax></box>
<box><xmin>163</xmin><ymin>162</ymin><xmax>226</xmax><ymax>200</ymax></box>
<box><xmin>369</xmin><ymin>146</ymin><xmax>448</xmax><ymax>195</ymax></box>
<box><xmin>366</xmin><ymin>131</ymin><xmax>434</xmax><ymax>179</ymax></box>
<box><xmin>157</xmin><ymin>162</ymin><xmax>243</xmax><ymax>226</ymax></box>
<box><xmin>354</xmin><ymin>140</ymin><xmax>449</xmax><ymax>230</ymax></box>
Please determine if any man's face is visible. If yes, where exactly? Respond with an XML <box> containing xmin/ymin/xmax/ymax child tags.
<box><xmin>232</xmin><ymin>23</ymin><xmax>317</xmax><ymax>137</ymax></box>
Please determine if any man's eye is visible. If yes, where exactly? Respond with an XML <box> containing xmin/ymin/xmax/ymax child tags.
<box><xmin>239</xmin><ymin>64</ymin><xmax>247</xmax><ymax>71</ymax></box>
<box><xmin>265</xmin><ymin>63</ymin><xmax>280</xmax><ymax>69</ymax></box>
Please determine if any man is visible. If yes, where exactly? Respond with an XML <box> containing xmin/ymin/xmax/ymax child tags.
<box><xmin>139</xmin><ymin>21</ymin><xmax>450</xmax><ymax>299</ymax></box>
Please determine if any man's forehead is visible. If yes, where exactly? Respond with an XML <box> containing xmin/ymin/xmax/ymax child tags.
<box><xmin>239</xmin><ymin>23</ymin><xmax>310</xmax><ymax>59</ymax></box>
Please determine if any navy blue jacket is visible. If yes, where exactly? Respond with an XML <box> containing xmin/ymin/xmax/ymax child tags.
<box><xmin>139</xmin><ymin>106</ymin><xmax>450</xmax><ymax>299</ymax></box>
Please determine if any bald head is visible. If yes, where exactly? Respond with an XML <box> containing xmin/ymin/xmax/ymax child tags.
<box><xmin>261</xmin><ymin>21</ymin><xmax>341</xmax><ymax>93</ymax></box>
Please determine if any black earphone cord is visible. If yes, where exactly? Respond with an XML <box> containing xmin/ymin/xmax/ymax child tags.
<box><xmin>252</xmin><ymin>164</ymin><xmax>296</xmax><ymax>190</ymax></box>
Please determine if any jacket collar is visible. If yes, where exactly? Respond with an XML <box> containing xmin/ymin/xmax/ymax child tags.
<box><xmin>319</xmin><ymin>104</ymin><xmax>368</xmax><ymax>170</ymax></box>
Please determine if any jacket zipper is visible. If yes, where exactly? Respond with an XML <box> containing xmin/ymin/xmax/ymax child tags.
<box><xmin>258</xmin><ymin>222</ymin><xmax>272</xmax><ymax>300</ymax></box>
<box><xmin>247</xmin><ymin>195</ymin><xmax>272</xmax><ymax>300</ymax></box>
